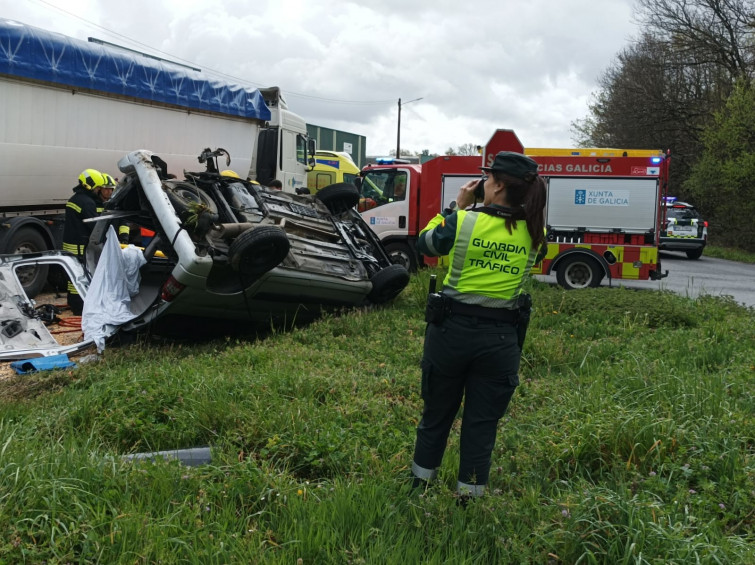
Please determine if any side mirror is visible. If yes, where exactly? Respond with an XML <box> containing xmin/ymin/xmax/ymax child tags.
<box><xmin>307</xmin><ymin>138</ymin><xmax>317</xmax><ymax>169</ymax></box>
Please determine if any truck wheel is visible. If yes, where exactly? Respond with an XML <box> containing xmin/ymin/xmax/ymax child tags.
<box><xmin>385</xmin><ymin>242</ymin><xmax>418</xmax><ymax>272</ymax></box>
<box><xmin>686</xmin><ymin>248</ymin><xmax>703</xmax><ymax>260</ymax></box>
<box><xmin>165</xmin><ymin>184</ymin><xmax>218</xmax><ymax>215</ymax></box>
<box><xmin>367</xmin><ymin>264</ymin><xmax>410</xmax><ymax>304</ymax></box>
<box><xmin>228</xmin><ymin>226</ymin><xmax>290</xmax><ymax>277</ymax></box>
<box><xmin>316</xmin><ymin>183</ymin><xmax>360</xmax><ymax>215</ymax></box>
<box><xmin>556</xmin><ymin>255</ymin><xmax>603</xmax><ymax>290</ymax></box>
<box><xmin>9</xmin><ymin>228</ymin><xmax>49</xmax><ymax>298</ymax></box>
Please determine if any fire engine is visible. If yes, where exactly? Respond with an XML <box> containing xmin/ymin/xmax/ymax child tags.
<box><xmin>358</xmin><ymin>129</ymin><xmax>670</xmax><ymax>290</ymax></box>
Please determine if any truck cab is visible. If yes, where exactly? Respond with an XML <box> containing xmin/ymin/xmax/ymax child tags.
<box><xmin>358</xmin><ymin>160</ymin><xmax>420</xmax><ymax>270</ymax></box>
<box><xmin>256</xmin><ymin>87</ymin><xmax>314</xmax><ymax>193</ymax></box>
<box><xmin>358</xmin><ymin>156</ymin><xmax>480</xmax><ymax>271</ymax></box>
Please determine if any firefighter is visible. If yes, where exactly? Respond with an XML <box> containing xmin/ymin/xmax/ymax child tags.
<box><xmin>410</xmin><ymin>151</ymin><xmax>547</xmax><ymax>501</ymax></box>
<box><xmin>98</xmin><ymin>173</ymin><xmax>131</xmax><ymax>244</ymax></box>
<box><xmin>62</xmin><ymin>169</ymin><xmax>115</xmax><ymax>315</ymax></box>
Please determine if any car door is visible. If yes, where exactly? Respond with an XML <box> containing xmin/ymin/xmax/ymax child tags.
<box><xmin>0</xmin><ymin>252</ymin><xmax>101</xmax><ymax>360</ymax></box>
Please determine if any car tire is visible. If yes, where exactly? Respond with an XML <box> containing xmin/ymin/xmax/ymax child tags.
<box><xmin>367</xmin><ymin>264</ymin><xmax>410</xmax><ymax>304</ymax></box>
<box><xmin>556</xmin><ymin>254</ymin><xmax>603</xmax><ymax>290</ymax></box>
<box><xmin>685</xmin><ymin>248</ymin><xmax>703</xmax><ymax>260</ymax></box>
<box><xmin>8</xmin><ymin>227</ymin><xmax>49</xmax><ymax>298</ymax></box>
<box><xmin>315</xmin><ymin>183</ymin><xmax>360</xmax><ymax>214</ymax></box>
<box><xmin>165</xmin><ymin>184</ymin><xmax>218</xmax><ymax>215</ymax></box>
<box><xmin>228</xmin><ymin>226</ymin><xmax>290</xmax><ymax>277</ymax></box>
<box><xmin>384</xmin><ymin>242</ymin><xmax>418</xmax><ymax>272</ymax></box>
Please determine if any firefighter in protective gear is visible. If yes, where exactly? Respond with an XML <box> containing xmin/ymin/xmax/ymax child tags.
<box><xmin>410</xmin><ymin>151</ymin><xmax>547</xmax><ymax>501</ymax></box>
<box><xmin>62</xmin><ymin>169</ymin><xmax>112</xmax><ymax>315</ymax></box>
<box><xmin>99</xmin><ymin>174</ymin><xmax>131</xmax><ymax>244</ymax></box>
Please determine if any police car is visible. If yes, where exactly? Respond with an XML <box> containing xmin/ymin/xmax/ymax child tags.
<box><xmin>659</xmin><ymin>197</ymin><xmax>708</xmax><ymax>259</ymax></box>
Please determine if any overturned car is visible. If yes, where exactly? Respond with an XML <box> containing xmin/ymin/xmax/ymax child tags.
<box><xmin>0</xmin><ymin>148</ymin><xmax>409</xmax><ymax>360</ymax></box>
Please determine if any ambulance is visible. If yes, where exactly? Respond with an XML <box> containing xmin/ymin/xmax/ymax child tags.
<box><xmin>306</xmin><ymin>151</ymin><xmax>361</xmax><ymax>193</ymax></box>
<box><xmin>358</xmin><ymin>129</ymin><xmax>670</xmax><ymax>289</ymax></box>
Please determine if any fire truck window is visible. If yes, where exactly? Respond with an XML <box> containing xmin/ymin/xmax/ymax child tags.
<box><xmin>360</xmin><ymin>173</ymin><xmax>388</xmax><ymax>206</ymax></box>
<box><xmin>359</xmin><ymin>171</ymin><xmax>407</xmax><ymax>209</ymax></box>
<box><xmin>392</xmin><ymin>173</ymin><xmax>407</xmax><ymax>201</ymax></box>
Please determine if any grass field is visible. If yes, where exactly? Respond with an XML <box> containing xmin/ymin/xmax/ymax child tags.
<box><xmin>0</xmin><ymin>268</ymin><xmax>753</xmax><ymax>564</ymax></box>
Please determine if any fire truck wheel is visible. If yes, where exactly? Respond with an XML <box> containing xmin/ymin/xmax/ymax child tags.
<box><xmin>9</xmin><ymin>227</ymin><xmax>49</xmax><ymax>298</ymax></box>
<box><xmin>316</xmin><ymin>183</ymin><xmax>360</xmax><ymax>214</ymax></box>
<box><xmin>556</xmin><ymin>255</ymin><xmax>603</xmax><ymax>290</ymax></box>
<box><xmin>367</xmin><ymin>264</ymin><xmax>410</xmax><ymax>304</ymax></box>
<box><xmin>228</xmin><ymin>226</ymin><xmax>290</xmax><ymax>277</ymax></box>
<box><xmin>384</xmin><ymin>242</ymin><xmax>418</xmax><ymax>272</ymax></box>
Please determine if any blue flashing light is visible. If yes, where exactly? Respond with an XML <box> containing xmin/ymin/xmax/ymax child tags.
<box><xmin>663</xmin><ymin>196</ymin><xmax>677</xmax><ymax>203</ymax></box>
<box><xmin>650</xmin><ymin>157</ymin><xmax>663</xmax><ymax>164</ymax></box>
<box><xmin>375</xmin><ymin>157</ymin><xmax>395</xmax><ymax>164</ymax></box>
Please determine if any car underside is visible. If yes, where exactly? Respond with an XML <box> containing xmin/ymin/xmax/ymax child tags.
<box><xmin>0</xmin><ymin>148</ymin><xmax>409</xmax><ymax>359</ymax></box>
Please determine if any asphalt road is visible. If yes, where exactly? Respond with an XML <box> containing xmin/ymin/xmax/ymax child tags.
<box><xmin>535</xmin><ymin>250</ymin><xmax>755</xmax><ymax>309</ymax></box>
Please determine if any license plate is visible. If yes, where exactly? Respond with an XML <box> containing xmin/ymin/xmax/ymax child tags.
<box><xmin>674</xmin><ymin>226</ymin><xmax>694</xmax><ymax>232</ymax></box>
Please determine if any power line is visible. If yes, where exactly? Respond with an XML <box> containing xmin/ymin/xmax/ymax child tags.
<box><xmin>28</xmin><ymin>0</ymin><xmax>396</xmax><ymax>106</ymax></box>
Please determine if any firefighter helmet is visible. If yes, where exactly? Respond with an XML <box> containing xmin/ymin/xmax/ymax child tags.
<box><xmin>221</xmin><ymin>170</ymin><xmax>240</xmax><ymax>178</ymax></box>
<box><xmin>102</xmin><ymin>173</ymin><xmax>117</xmax><ymax>188</ymax></box>
<box><xmin>78</xmin><ymin>169</ymin><xmax>107</xmax><ymax>190</ymax></box>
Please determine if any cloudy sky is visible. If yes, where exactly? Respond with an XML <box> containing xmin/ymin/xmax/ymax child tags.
<box><xmin>3</xmin><ymin>0</ymin><xmax>640</xmax><ymax>156</ymax></box>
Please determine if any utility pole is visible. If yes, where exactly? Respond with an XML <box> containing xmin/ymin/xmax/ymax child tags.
<box><xmin>396</xmin><ymin>97</ymin><xmax>423</xmax><ymax>158</ymax></box>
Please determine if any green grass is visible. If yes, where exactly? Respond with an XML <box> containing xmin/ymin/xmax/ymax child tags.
<box><xmin>1</xmin><ymin>270</ymin><xmax>753</xmax><ymax>564</ymax></box>
<box><xmin>704</xmin><ymin>244</ymin><xmax>755</xmax><ymax>263</ymax></box>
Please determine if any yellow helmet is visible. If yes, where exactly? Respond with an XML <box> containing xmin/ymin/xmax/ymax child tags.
<box><xmin>221</xmin><ymin>169</ymin><xmax>240</xmax><ymax>178</ymax></box>
<box><xmin>102</xmin><ymin>173</ymin><xmax>117</xmax><ymax>188</ymax></box>
<box><xmin>78</xmin><ymin>169</ymin><xmax>107</xmax><ymax>190</ymax></box>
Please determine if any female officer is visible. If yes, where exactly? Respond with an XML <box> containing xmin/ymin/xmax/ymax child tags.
<box><xmin>410</xmin><ymin>151</ymin><xmax>546</xmax><ymax>500</ymax></box>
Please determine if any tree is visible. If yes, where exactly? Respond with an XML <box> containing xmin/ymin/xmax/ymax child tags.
<box><xmin>572</xmin><ymin>33</ymin><xmax>720</xmax><ymax>192</ymax></box>
<box><xmin>572</xmin><ymin>0</ymin><xmax>755</xmax><ymax>197</ymax></box>
<box><xmin>445</xmin><ymin>143</ymin><xmax>480</xmax><ymax>156</ymax></box>
<box><xmin>456</xmin><ymin>143</ymin><xmax>480</xmax><ymax>156</ymax></box>
<box><xmin>684</xmin><ymin>81</ymin><xmax>755</xmax><ymax>250</ymax></box>
<box><xmin>636</xmin><ymin>0</ymin><xmax>754</xmax><ymax>84</ymax></box>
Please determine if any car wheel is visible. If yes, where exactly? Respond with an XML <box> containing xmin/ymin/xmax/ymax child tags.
<box><xmin>9</xmin><ymin>227</ymin><xmax>49</xmax><ymax>298</ymax></box>
<box><xmin>228</xmin><ymin>226</ymin><xmax>290</xmax><ymax>277</ymax></box>
<box><xmin>685</xmin><ymin>248</ymin><xmax>703</xmax><ymax>260</ymax></box>
<box><xmin>385</xmin><ymin>242</ymin><xmax>418</xmax><ymax>272</ymax></box>
<box><xmin>367</xmin><ymin>264</ymin><xmax>410</xmax><ymax>304</ymax></box>
<box><xmin>165</xmin><ymin>184</ymin><xmax>218</xmax><ymax>215</ymax></box>
<box><xmin>316</xmin><ymin>183</ymin><xmax>360</xmax><ymax>214</ymax></box>
<box><xmin>556</xmin><ymin>255</ymin><xmax>603</xmax><ymax>290</ymax></box>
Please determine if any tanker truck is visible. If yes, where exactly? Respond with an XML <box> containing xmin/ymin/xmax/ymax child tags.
<box><xmin>0</xmin><ymin>18</ymin><xmax>314</xmax><ymax>296</ymax></box>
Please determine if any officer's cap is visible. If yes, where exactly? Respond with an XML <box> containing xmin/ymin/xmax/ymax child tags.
<box><xmin>481</xmin><ymin>151</ymin><xmax>538</xmax><ymax>180</ymax></box>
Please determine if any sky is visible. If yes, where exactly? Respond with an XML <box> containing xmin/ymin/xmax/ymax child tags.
<box><xmin>2</xmin><ymin>0</ymin><xmax>641</xmax><ymax>156</ymax></box>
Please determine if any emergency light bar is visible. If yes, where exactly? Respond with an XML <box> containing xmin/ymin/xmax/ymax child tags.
<box><xmin>374</xmin><ymin>157</ymin><xmax>411</xmax><ymax>165</ymax></box>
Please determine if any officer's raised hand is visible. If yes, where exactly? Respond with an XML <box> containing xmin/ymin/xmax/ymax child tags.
<box><xmin>456</xmin><ymin>179</ymin><xmax>480</xmax><ymax>209</ymax></box>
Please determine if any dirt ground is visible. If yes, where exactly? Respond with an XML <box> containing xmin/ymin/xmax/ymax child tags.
<box><xmin>0</xmin><ymin>291</ymin><xmax>96</xmax><ymax>382</ymax></box>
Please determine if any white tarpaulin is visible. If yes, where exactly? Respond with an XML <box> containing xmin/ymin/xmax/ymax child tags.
<box><xmin>82</xmin><ymin>226</ymin><xmax>146</xmax><ymax>352</ymax></box>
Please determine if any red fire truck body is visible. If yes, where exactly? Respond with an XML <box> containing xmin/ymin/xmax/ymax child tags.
<box><xmin>358</xmin><ymin>130</ymin><xmax>669</xmax><ymax>289</ymax></box>
<box><xmin>528</xmin><ymin>149</ymin><xmax>669</xmax><ymax>288</ymax></box>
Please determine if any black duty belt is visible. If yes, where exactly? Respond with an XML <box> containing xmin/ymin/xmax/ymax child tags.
<box><xmin>446</xmin><ymin>298</ymin><xmax>519</xmax><ymax>322</ymax></box>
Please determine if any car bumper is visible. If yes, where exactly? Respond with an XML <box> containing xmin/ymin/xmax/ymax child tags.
<box><xmin>659</xmin><ymin>238</ymin><xmax>706</xmax><ymax>251</ymax></box>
